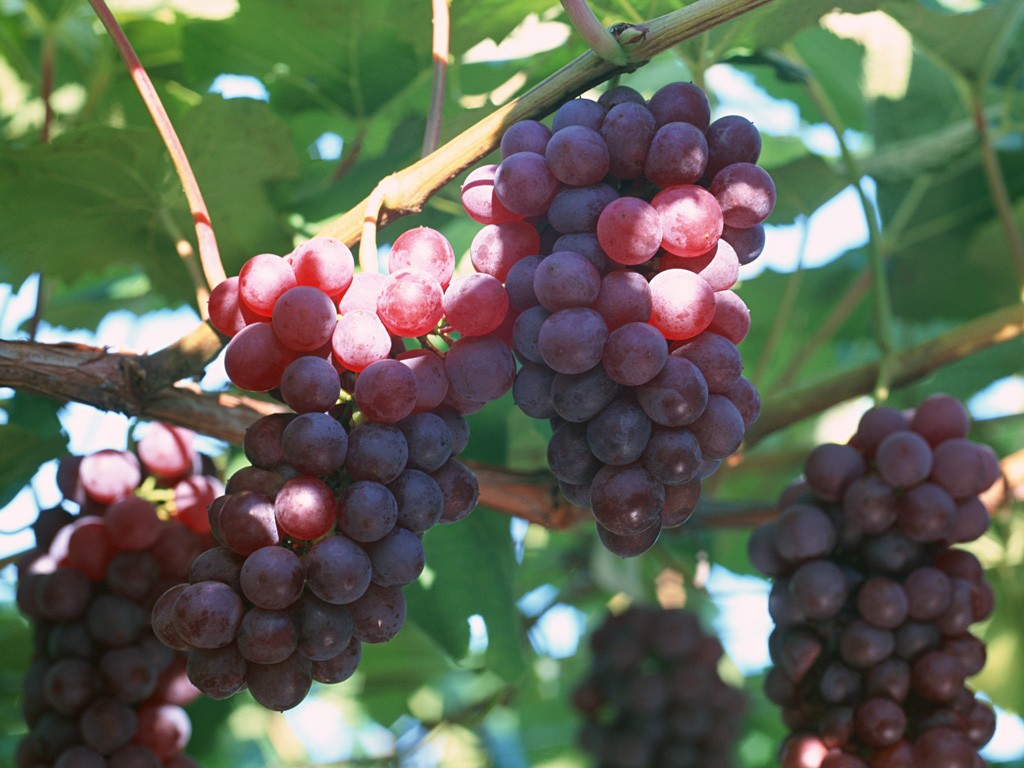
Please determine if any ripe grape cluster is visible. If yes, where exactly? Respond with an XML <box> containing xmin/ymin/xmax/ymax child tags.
<box><xmin>459</xmin><ymin>81</ymin><xmax>767</xmax><ymax>557</ymax></box>
<box><xmin>164</xmin><ymin>234</ymin><xmax>500</xmax><ymax>711</ymax></box>
<box><xmin>748</xmin><ymin>394</ymin><xmax>1000</xmax><ymax>768</ymax></box>
<box><xmin>14</xmin><ymin>424</ymin><xmax>218</xmax><ymax>768</ymax></box>
<box><xmin>571</xmin><ymin>605</ymin><xmax>747</xmax><ymax>768</ymax></box>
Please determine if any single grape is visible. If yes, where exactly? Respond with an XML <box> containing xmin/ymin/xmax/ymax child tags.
<box><xmin>595</xmin><ymin>197</ymin><xmax>663</xmax><ymax>266</ymax></box>
<box><xmin>387</xmin><ymin>227</ymin><xmax>456</xmax><ymax>288</ymax></box>
<box><xmin>493</xmin><ymin>151</ymin><xmax>560</xmax><ymax>217</ymax></box>
<box><xmin>643</xmin><ymin>121</ymin><xmax>708</xmax><ymax>188</ymax></box>
<box><xmin>651</xmin><ymin>185</ymin><xmax>723</xmax><ymax>258</ymax></box>
<box><xmin>545</xmin><ymin>125</ymin><xmax>610</xmax><ymax>186</ymax></box>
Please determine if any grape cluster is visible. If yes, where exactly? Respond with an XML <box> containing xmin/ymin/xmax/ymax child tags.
<box><xmin>572</xmin><ymin>605</ymin><xmax>747</xmax><ymax>768</ymax></box>
<box><xmin>459</xmin><ymin>81</ymin><xmax>767</xmax><ymax>556</ymax></box>
<box><xmin>164</xmin><ymin>234</ymin><xmax>497</xmax><ymax>711</ymax></box>
<box><xmin>748</xmin><ymin>394</ymin><xmax>1001</xmax><ymax>768</ymax></box>
<box><xmin>14</xmin><ymin>424</ymin><xmax>218</xmax><ymax>768</ymax></box>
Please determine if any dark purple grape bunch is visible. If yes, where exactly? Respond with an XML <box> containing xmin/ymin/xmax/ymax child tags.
<box><xmin>173</xmin><ymin>230</ymin><xmax>522</xmax><ymax>712</ymax></box>
<box><xmin>459</xmin><ymin>81</ymin><xmax>769</xmax><ymax>557</ymax></box>
<box><xmin>150</xmin><ymin>403</ymin><xmax>477</xmax><ymax>712</ymax></box>
<box><xmin>748</xmin><ymin>394</ymin><xmax>1001</xmax><ymax>768</ymax></box>
<box><xmin>14</xmin><ymin>428</ymin><xmax>219</xmax><ymax>768</ymax></box>
<box><xmin>572</xmin><ymin>605</ymin><xmax>747</xmax><ymax>768</ymax></box>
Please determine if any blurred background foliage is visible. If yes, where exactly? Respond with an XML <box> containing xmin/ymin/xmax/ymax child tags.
<box><xmin>0</xmin><ymin>0</ymin><xmax>1023</xmax><ymax>765</ymax></box>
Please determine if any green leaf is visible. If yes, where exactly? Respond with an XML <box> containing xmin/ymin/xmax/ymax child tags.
<box><xmin>791</xmin><ymin>26</ymin><xmax>867</xmax><ymax>132</ymax></box>
<box><xmin>42</xmin><ymin>265</ymin><xmax>161</xmax><ymax>333</ymax></box>
<box><xmin>706</xmin><ymin>0</ymin><xmax>880</xmax><ymax>56</ymax></box>
<box><xmin>765</xmin><ymin>154</ymin><xmax>849</xmax><ymax>225</ymax></box>
<box><xmin>405</xmin><ymin>509</ymin><xmax>528</xmax><ymax>683</ymax></box>
<box><xmin>0</xmin><ymin>126</ymin><xmax>178</xmax><ymax>290</ymax></box>
<box><xmin>972</xmin><ymin>554</ymin><xmax>1024</xmax><ymax>715</ymax></box>
<box><xmin>0</xmin><ymin>392</ymin><xmax>66</xmax><ymax>510</ymax></box>
<box><xmin>449</xmin><ymin>0</ymin><xmax>570</xmax><ymax>56</ymax></box>
<box><xmin>176</xmin><ymin>95</ymin><xmax>301</xmax><ymax>273</ymax></box>
<box><xmin>182</xmin><ymin>0</ymin><xmax>433</xmax><ymax>117</ymax></box>
<box><xmin>881</xmin><ymin>151</ymin><xmax>1024</xmax><ymax>323</ymax></box>
<box><xmin>883</xmin><ymin>0</ymin><xmax>1024</xmax><ymax>84</ymax></box>
<box><xmin>346</xmin><ymin>620</ymin><xmax>454</xmax><ymax>727</ymax></box>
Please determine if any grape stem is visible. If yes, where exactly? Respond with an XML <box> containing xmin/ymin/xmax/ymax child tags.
<box><xmin>159</xmin><ymin>209</ymin><xmax>211</xmax><ymax>321</ymax></box>
<box><xmin>786</xmin><ymin>42</ymin><xmax>896</xmax><ymax>402</ymax></box>
<box><xmin>771</xmin><ymin>170</ymin><xmax>935</xmax><ymax>393</ymax></box>
<box><xmin>86</xmin><ymin>0</ymin><xmax>226</xmax><ymax>292</ymax></box>
<box><xmin>422</xmin><ymin>0</ymin><xmax>451</xmax><ymax>157</ymax></box>
<box><xmin>561</xmin><ymin>0</ymin><xmax>630</xmax><ymax>66</ymax></box>
<box><xmin>752</xmin><ymin>216</ymin><xmax>809</xmax><ymax>389</ymax></box>
<box><xmin>358</xmin><ymin>183</ymin><xmax>387</xmax><ymax>274</ymax></box>
<box><xmin>314</xmin><ymin>0</ymin><xmax>776</xmax><ymax>245</ymax></box>
<box><xmin>971</xmin><ymin>88</ymin><xmax>1024</xmax><ymax>300</ymax></box>
<box><xmin>746</xmin><ymin>302</ymin><xmax>1024</xmax><ymax>444</ymax></box>
<box><xmin>39</xmin><ymin>31</ymin><xmax>55</xmax><ymax>143</ymax></box>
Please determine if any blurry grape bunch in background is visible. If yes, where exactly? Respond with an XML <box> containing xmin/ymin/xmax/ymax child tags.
<box><xmin>15</xmin><ymin>425</ymin><xmax>220</xmax><ymax>767</ymax></box>
<box><xmin>0</xmin><ymin>0</ymin><xmax>1022</xmax><ymax>766</ymax></box>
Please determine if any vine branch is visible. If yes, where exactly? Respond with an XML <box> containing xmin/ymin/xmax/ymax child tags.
<box><xmin>2</xmin><ymin>300</ymin><xmax>1020</xmax><ymax>529</ymax></box>
<box><xmin>747</xmin><ymin>302</ymin><xmax>1024</xmax><ymax>445</ymax></box>
<box><xmin>315</xmin><ymin>0</ymin><xmax>775</xmax><ymax>245</ymax></box>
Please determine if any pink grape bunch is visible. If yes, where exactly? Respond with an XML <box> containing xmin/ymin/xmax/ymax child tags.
<box><xmin>208</xmin><ymin>230</ymin><xmax>516</xmax><ymax>417</ymax></box>
<box><xmin>748</xmin><ymin>394</ymin><xmax>1001</xmax><ymax>768</ymax></box>
<box><xmin>571</xmin><ymin>605</ymin><xmax>747</xmax><ymax>768</ymax></box>
<box><xmin>158</xmin><ymin>233</ymin><xmax>504</xmax><ymax>712</ymax></box>
<box><xmin>458</xmin><ymin>81</ymin><xmax>767</xmax><ymax>556</ymax></box>
<box><xmin>14</xmin><ymin>424</ymin><xmax>221</xmax><ymax>768</ymax></box>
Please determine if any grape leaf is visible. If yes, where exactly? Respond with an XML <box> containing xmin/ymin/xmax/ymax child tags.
<box><xmin>0</xmin><ymin>126</ymin><xmax>178</xmax><ymax>290</ymax></box>
<box><xmin>405</xmin><ymin>509</ymin><xmax>528</xmax><ymax>683</ymax></box>
<box><xmin>882</xmin><ymin>0</ymin><xmax>1024</xmax><ymax>84</ymax></box>
<box><xmin>0</xmin><ymin>393</ymin><xmax>67</xmax><ymax>510</ymax></box>
<box><xmin>176</xmin><ymin>96</ymin><xmax>301</xmax><ymax>274</ymax></box>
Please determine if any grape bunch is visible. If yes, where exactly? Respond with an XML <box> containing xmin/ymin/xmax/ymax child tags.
<box><xmin>14</xmin><ymin>424</ymin><xmax>219</xmax><ymax>768</ymax></box>
<box><xmin>156</xmin><ymin>234</ymin><xmax>503</xmax><ymax>712</ymax></box>
<box><xmin>459</xmin><ymin>81</ymin><xmax>768</xmax><ymax>556</ymax></box>
<box><xmin>748</xmin><ymin>394</ymin><xmax>1001</xmax><ymax>768</ymax></box>
<box><xmin>571</xmin><ymin>604</ymin><xmax>747</xmax><ymax>768</ymax></box>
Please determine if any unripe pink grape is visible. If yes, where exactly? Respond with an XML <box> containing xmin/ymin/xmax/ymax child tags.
<box><xmin>376</xmin><ymin>268</ymin><xmax>443</xmax><ymax>337</ymax></box>
<box><xmin>596</xmin><ymin>197</ymin><xmax>663</xmax><ymax>266</ymax></box>
<box><xmin>238</xmin><ymin>253</ymin><xmax>297</xmax><ymax>317</ymax></box>
<box><xmin>287</xmin><ymin>236</ymin><xmax>354</xmax><ymax>298</ymax></box>
<box><xmin>442</xmin><ymin>273</ymin><xmax>509</xmax><ymax>336</ymax></box>
<box><xmin>387</xmin><ymin>227</ymin><xmax>456</xmax><ymax>288</ymax></box>
<box><xmin>208</xmin><ymin>276</ymin><xmax>260</xmax><ymax>337</ymax></box>
<box><xmin>460</xmin><ymin>165</ymin><xmax>523</xmax><ymax>225</ymax></box>
<box><xmin>470</xmin><ymin>221</ymin><xmax>541</xmax><ymax>282</ymax></box>
<box><xmin>223</xmin><ymin>321</ymin><xmax>295</xmax><ymax>392</ymax></box>
<box><xmin>330</xmin><ymin>310</ymin><xmax>391</xmax><ymax>373</ymax></box>
<box><xmin>648</xmin><ymin>269</ymin><xmax>715</xmax><ymax>341</ymax></box>
<box><xmin>271</xmin><ymin>285</ymin><xmax>338</xmax><ymax>352</ymax></box>
<box><xmin>337</xmin><ymin>272</ymin><xmax>386</xmax><ymax>315</ymax></box>
<box><xmin>651</xmin><ymin>184</ymin><xmax>723</xmax><ymax>257</ymax></box>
